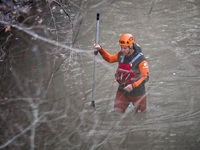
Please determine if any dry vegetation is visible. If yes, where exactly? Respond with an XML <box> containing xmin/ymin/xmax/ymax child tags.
<box><xmin>0</xmin><ymin>0</ymin><xmax>114</xmax><ymax>149</ymax></box>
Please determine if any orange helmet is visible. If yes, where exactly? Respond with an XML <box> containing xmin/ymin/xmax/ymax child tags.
<box><xmin>119</xmin><ymin>33</ymin><xmax>135</xmax><ymax>47</ymax></box>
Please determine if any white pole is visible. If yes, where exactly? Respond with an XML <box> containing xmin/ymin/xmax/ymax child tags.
<box><xmin>91</xmin><ymin>13</ymin><xmax>100</xmax><ymax>107</ymax></box>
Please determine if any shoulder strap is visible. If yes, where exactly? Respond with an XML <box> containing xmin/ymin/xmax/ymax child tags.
<box><xmin>120</xmin><ymin>52</ymin><xmax>144</xmax><ymax>64</ymax></box>
<box><xmin>129</xmin><ymin>53</ymin><xmax>143</xmax><ymax>64</ymax></box>
<box><xmin>121</xmin><ymin>56</ymin><xmax>125</xmax><ymax>63</ymax></box>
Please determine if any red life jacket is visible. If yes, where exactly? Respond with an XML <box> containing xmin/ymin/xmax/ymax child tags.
<box><xmin>115</xmin><ymin>53</ymin><xmax>143</xmax><ymax>86</ymax></box>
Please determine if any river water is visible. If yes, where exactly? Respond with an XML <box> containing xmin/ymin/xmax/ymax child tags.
<box><xmin>73</xmin><ymin>0</ymin><xmax>200</xmax><ymax>149</ymax></box>
<box><xmin>1</xmin><ymin>0</ymin><xmax>200</xmax><ymax>149</ymax></box>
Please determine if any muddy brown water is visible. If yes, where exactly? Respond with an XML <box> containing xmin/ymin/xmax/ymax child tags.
<box><xmin>2</xmin><ymin>0</ymin><xmax>200</xmax><ymax>149</ymax></box>
<box><xmin>75</xmin><ymin>0</ymin><xmax>200</xmax><ymax>149</ymax></box>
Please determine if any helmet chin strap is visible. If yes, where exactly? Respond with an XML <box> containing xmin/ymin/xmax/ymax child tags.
<box><xmin>126</xmin><ymin>50</ymin><xmax>131</xmax><ymax>56</ymax></box>
<box><xmin>125</xmin><ymin>46</ymin><xmax>133</xmax><ymax>57</ymax></box>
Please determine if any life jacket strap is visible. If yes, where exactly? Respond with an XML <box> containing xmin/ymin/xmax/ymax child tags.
<box><xmin>129</xmin><ymin>53</ymin><xmax>143</xmax><ymax>64</ymax></box>
<box><xmin>121</xmin><ymin>52</ymin><xmax>143</xmax><ymax>64</ymax></box>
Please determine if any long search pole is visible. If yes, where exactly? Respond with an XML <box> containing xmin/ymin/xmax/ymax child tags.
<box><xmin>91</xmin><ymin>13</ymin><xmax>100</xmax><ymax>107</ymax></box>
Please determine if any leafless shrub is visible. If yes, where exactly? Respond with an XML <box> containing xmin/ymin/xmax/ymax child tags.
<box><xmin>0</xmin><ymin>0</ymin><xmax>103</xmax><ymax>149</ymax></box>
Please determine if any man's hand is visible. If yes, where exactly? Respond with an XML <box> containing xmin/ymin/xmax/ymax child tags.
<box><xmin>93</xmin><ymin>44</ymin><xmax>102</xmax><ymax>55</ymax></box>
<box><xmin>93</xmin><ymin>44</ymin><xmax>101</xmax><ymax>50</ymax></box>
<box><xmin>124</xmin><ymin>84</ymin><xmax>133</xmax><ymax>92</ymax></box>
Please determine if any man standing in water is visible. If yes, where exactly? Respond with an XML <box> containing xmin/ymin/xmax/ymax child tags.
<box><xmin>93</xmin><ymin>33</ymin><xmax>149</xmax><ymax>113</ymax></box>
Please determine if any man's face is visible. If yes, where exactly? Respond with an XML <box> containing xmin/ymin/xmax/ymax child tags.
<box><xmin>121</xmin><ymin>46</ymin><xmax>130</xmax><ymax>56</ymax></box>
